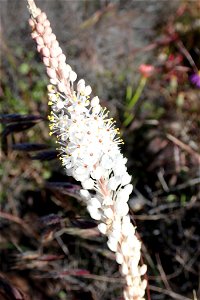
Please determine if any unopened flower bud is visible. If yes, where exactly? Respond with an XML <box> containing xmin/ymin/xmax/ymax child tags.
<box><xmin>29</xmin><ymin>18</ymin><xmax>35</xmax><ymax>29</ymax></box>
<box><xmin>43</xmin><ymin>19</ymin><xmax>50</xmax><ymax>27</ymax></box>
<box><xmin>50</xmin><ymin>33</ymin><xmax>56</xmax><ymax>42</ymax></box>
<box><xmin>43</xmin><ymin>33</ymin><xmax>52</xmax><ymax>44</ymax></box>
<box><xmin>44</xmin><ymin>26</ymin><xmax>52</xmax><ymax>35</ymax></box>
<box><xmin>36</xmin><ymin>36</ymin><xmax>44</xmax><ymax>45</ymax></box>
<box><xmin>50</xmin><ymin>57</ymin><xmax>58</xmax><ymax>68</ymax></box>
<box><xmin>47</xmin><ymin>67</ymin><xmax>57</xmax><ymax>79</ymax></box>
<box><xmin>31</xmin><ymin>31</ymin><xmax>39</xmax><ymax>39</ymax></box>
<box><xmin>43</xmin><ymin>57</ymin><xmax>50</xmax><ymax>67</ymax></box>
<box><xmin>69</xmin><ymin>70</ymin><xmax>77</xmax><ymax>82</ymax></box>
<box><xmin>37</xmin><ymin>45</ymin><xmax>43</xmax><ymax>52</ymax></box>
<box><xmin>36</xmin><ymin>12</ymin><xmax>47</xmax><ymax>24</ymax></box>
<box><xmin>58</xmin><ymin>53</ymin><xmax>66</xmax><ymax>63</ymax></box>
<box><xmin>36</xmin><ymin>23</ymin><xmax>44</xmax><ymax>34</ymax></box>
<box><xmin>41</xmin><ymin>47</ymin><xmax>50</xmax><ymax>57</ymax></box>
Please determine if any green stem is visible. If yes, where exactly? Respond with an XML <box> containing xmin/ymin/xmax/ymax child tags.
<box><xmin>123</xmin><ymin>76</ymin><xmax>147</xmax><ymax>127</ymax></box>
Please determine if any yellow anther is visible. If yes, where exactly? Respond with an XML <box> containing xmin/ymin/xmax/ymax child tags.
<box><xmin>47</xmin><ymin>84</ymin><xmax>57</xmax><ymax>93</ymax></box>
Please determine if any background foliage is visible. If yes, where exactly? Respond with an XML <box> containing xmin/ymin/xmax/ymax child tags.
<box><xmin>0</xmin><ymin>1</ymin><xmax>200</xmax><ymax>299</ymax></box>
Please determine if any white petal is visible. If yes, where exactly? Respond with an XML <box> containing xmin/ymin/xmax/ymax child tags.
<box><xmin>82</xmin><ymin>178</ymin><xmax>94</xmax><ymax>190</ymax></box>
<box><xmin>121</xmin><ymin>241</ymin><xmax>130</xmax><ymax>256</ymax></box>
<box><xmin>116</xmin><ymin>252</ymin><xmax>124</xmax><ymax>264</ymax></box>
<box><xmin>121</xmin><ymin>173</ymin><xmax>132</xmax><ymax>186</ymax></box>
<box><xmin>102</xmin><ymin>196</ymin><xmax>113</xmax><ymax>205</ymax></box>
<box><xmin>91</xmin><ymin>96</ymin><xmax>99</xmax><ymax>107</ymax></box>
<box><xmin>115</xmin><ymin>201</ymin><xmax>129</xmax><ymax>217</ymax></box>
<box><xmin>104</xmin><ymin>207</ymin><xmax>114</xmax><ymax>219</ymax></box>
<box><xmin>56</xmin><ymin>100</ymin><xmax>64</xmax><ymax>109</ymax></box>
<box><xmin>91</xmin><ymin>166</ymin><xmax>104</xmax><ymax>180</ymax></box>
<box><xmin>98</xmin><ymin>223</ymin><xmax>107</xmax><ymax>234</ymax></box>
<box><xmin>89</xmin><ymin>197</ymin><xmax>101</xmax><ymax>208</ymax></box>
<box><xmin>77</xmin><ymin>79</ymin><xmax>85</xmax><ymax>93</ymax></box>
<box><xmin>69</xmin><ymin>70</ymin><xmax>77</xmax><ymax>82</ymax></box>
<box><xmin>121</xmin><ymin>263</ymin><xmax>129</xmax><ymax>275</ymax></box>
<box><xmin>140</xmin><ymin>264</ymin><xmax>147</xmax><ymax>276</ymax></box>
<box><xmin>108</xmin><ymin>176</ymin><xmax>120</xmax><ymax>191</ymax></box>
<box><xmin>123</xmin><ymin>184</ymin><xmax>133</xmax><ymax>196</ymax></box>
<box><xmin>107</xmin><ymin>237</ymin><xmax>118</xmax><ymax>252</ymax></box>
<box><xmin>87</xmin><ymin>205</ymin><xmax>101</xmax><ymax>220</ymax></box>
<box><xmin>80</xmin><ymin>189</ymin><xmax>90</xmax><ymax>200</ymax></box>
<box><xmin>84</xmin><ymin>85</ymin><xmax>92</xmax><ymax>96</ymax></box>
<box><xmin>92</xmin><ymin>104</ymin><xmax>101</xmax><ymax>114</ymax></box>
<box><xmin>116</xmin><ymin>189</ymin><xmax>130</xmax><ymax>203</ymax></box>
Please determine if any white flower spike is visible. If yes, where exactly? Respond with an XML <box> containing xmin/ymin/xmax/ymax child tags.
<box><xmin>27</xmin><ymin>1</ymin><xmax>147</xmax><ymax>299</ymax></box>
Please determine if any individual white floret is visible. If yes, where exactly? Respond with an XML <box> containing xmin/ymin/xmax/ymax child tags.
<box><xmin>98</xmin><ymin>222</ymin><xmax>107</xmax><ymax>234</ymax></box>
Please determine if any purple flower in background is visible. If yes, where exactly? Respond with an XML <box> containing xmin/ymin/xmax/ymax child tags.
<box><xmin>189</xmin><ymin>71</ymin><xmax>200</xmax><ymax>88</ymax></box>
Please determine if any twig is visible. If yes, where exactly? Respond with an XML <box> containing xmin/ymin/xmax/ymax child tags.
<box><xmin>55</xmin><ymin>235</ymin><xmax>69</xmax><ymax>256</ymax></box>
<box><xmin>176</xmin><ymin>40</ymin><xmax>198</xmax><ymax>73</ymax></box>
<box><xmin>153</xmin><ymin>177</ymin><xmax>200</xmax><ymax>196</ymax></box>
<box><xmin>0</xmin><ymin>210</ymin><xmax>35</xmax><ymax>236</ymax></box>
<box><xmin>157</xmin><ymin>169</ymin><xmax>169</xmax><ymax>192</ymax></box>
<box><xmin>166</xmin><ymin>133</ymin><xmax>200</xmax><ymax>163</ymax></box>
<box><xmin>149</xmin><ymin>285</ymin><xmax>192</xmax><ymax>300</ymax></box>
<box><xmin>156</xmin><ymin>254</ymin><xmax>172</xmax><ymax>291</ymax></box>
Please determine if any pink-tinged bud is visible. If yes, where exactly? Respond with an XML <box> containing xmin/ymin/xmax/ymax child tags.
<box><xmin>58</xmin><ymin>54</ymin><xmax>66</xmax><ymax>63</ymax></box>
<box><xmin>37</xmin><ymin>45</ymin><xmax>43</xmax><ymax>52</ymax></box>
<box><xmin>43</xmin><ymin>20</ymin><xmax>50</xmax><ymax>27</ymax></box>
<box><xmin>31</xmin><ymin>31</ymin><xmax>39</xmax><ymax>39</ymax></box>
<box><xmin>47</xmin><ymin>67</ymin><xmax>57</xmax><ymax>79</ymax></box>
<box><xmin>41</xmin><ymin>12</ymin><xmax>47</xmax><ymax>21</ymax></box>
<box><xmin>36</xmin><ymin>36</ymin><xmax>44</xmax><ymax>46</ymax></box>
<box><xmin>50</xmin><ymin>48</ymin><xmax>60</xmax><ymax>58</ymax></box>
<box><xmin>59</xmin><ymin>62</ymin><xmax>71</xmax><ymax>71</ymax></box>
<box><xmin>43</xmin><ymin>57</ymin><xmax>50</xmax><ymax>67</ymax></box>
<box><xmin>36</xmin><ymin>12</ymin><xmax>47</xmax><ymax>24</ymax></box>
<box><xmin>45</xmin><ymin>43</ymin><xmax>52</xmax><ymax>49</ymax></box>
<box><xmin>58</xmin><ymin>82</ymin><xmax>66</xmax><ymax>93</ymax></box>
<box><xmin>43</xmin><ymin>34</ymin><xmax>52</xmax><ymax>45</ymax></box>
<box><xmin>52</xmin><ymin>40</ymin><xmax>59</xmax><ymax>49</ymax></box>
<box><xmin>59</xmin><ymin>70</ymin><xmax>68</xmax><ymax>80</ymax></box>
<box><xmin>50</xmin><ymin>33</ymin><xmax>56</xmax><ymax>42</ymax></box>
<box><xmin>59</xmin><ymin>64</ymin><xmax>71</xmax><ymax>79</ymax></box>
<box><xmin>56</xmin><ymin>47</ymin><xmax>62</xmax><ymax>57</ymax></box>
<box><xmin>41</xmin><ymin>47</ymin><xmax>50</xmax><ymax>57</ymax></box>
<box><xmin>29</xmin><ymin>19</ymin><xmax>35</xmax><ymax>29</ymax></box>
<box><xmin>50</xmin><ymin>58</ymin><xmax>58</xmax><ymax>68</ymax></box>
<box><xmin>36</xmin><ymin>23</ymin><xmax>44</xmax><ymax>34</ymax></box>
<box><xmin>44</xmin><ymin>27</ymin><xmax>52</xmax><ymax>35</ymax></box>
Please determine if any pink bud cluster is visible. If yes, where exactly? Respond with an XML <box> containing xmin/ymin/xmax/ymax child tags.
<box><xmin>29</xmin><ymin>10</ymin><xmax>76</xmax><ymax>96</ymax></box>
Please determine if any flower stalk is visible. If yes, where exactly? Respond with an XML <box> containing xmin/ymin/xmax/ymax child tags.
<box><xmin>26</xmin><ymin>1</ymin><xmax>147</xmax><ymax>299</ymax></box>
